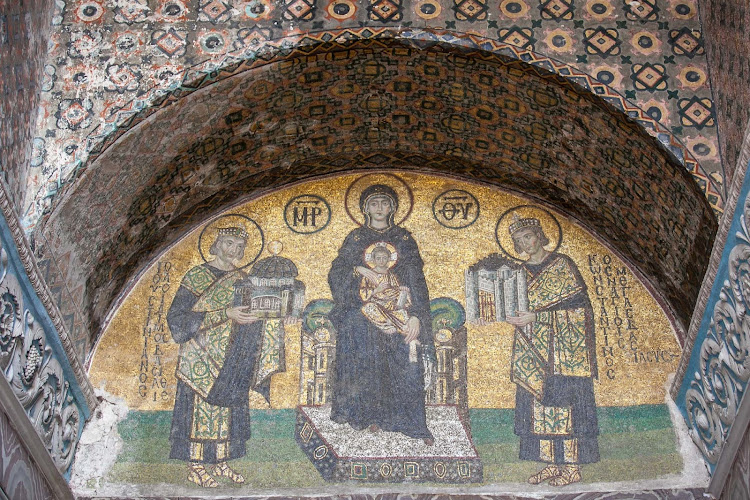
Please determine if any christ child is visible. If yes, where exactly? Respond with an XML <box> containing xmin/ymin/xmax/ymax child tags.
<box><xmin>356</xmin><ymin>245</ymin><xmax>420</xmax><ymax>362</ymax></box>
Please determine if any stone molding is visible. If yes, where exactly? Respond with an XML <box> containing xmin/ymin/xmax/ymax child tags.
<box><xmin>674</xmin><ymin>119</ymin><xmax>750</xmax><ymax>495</ymax></box>
<box><xmin>681</xmin><ymin>188</ymin><xmax>750</xmax><ymax>466</ymax></box>
<box><xmin>676</xmin><ymin>120</ymin><xmax>750</xmax><ymax>479</ymax></box>
<box><xmin>0</xmin><ymin>177</ymin><xmax>96</xmax><ymax>482</ymax></box>
<box><xmin>671</xmin><ymin>120</ymin><xmax>750</xmax><ymax>398</ymax></box>
<box><xmin>0</xmin><ymin>179</ymin><xmax>96</xmax><ymax>411</ymax></box>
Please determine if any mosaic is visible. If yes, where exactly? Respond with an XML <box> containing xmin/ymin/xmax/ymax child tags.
<box><xmin>83</xmin><ymin>172</ymin><xmax>698</xmax><ymax>494</ymax></box>
<box><xmin>24</xmin><ymin>0</ymin><xmax>722</xmax><ymax>232</ymax></box>
<box><xmin>0</xmin><ymin>0</ymin><xmax>53</xmax><ymax>210</ymax></box>
<box><xmin>699</xmin><ymin>0</ymin><xmax>750</xmax><ymax>179</ymax></box>
<box><xmin>33</xmin><ymin>44</ymin><xmax>717</xmax><ymax>370</ymax></box>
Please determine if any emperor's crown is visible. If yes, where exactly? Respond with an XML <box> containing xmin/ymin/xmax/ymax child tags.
<box><xmin>217</xmin><ymin>226</ymin><xmax>249</xmax><ymax>239</ymax></box>
<box><xmin>508</xmin><ymin>214</ymin><xmax>541</xmax><ymax>235</ymax></box>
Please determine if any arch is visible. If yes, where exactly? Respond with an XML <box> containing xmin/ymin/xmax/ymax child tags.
<box><xmin>46</xmin><ymin>28</ymin><xmax>721</xmax><ymax>214</ymax></box>
<box><xmin>32</xmin><ymin>36</ymin><xmax>717</xmax><ymax>359</ymax></box>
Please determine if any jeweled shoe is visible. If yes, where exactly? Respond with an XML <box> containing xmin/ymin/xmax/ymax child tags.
<box><xmin>187</xmin><ymin>464</ymin><xmax>219</xmax><ymax>488</ymax></box>
<box><xmin>548</xmin><ymin>465</ymin><xmax>581</xmax><ymax>486</ymax></box>
<box><xmin>527</xmin><ymin>464</ymin><xmax>560</xmax><ymax>484</ymax></box>
<box><xmin>214</xmin><ymin>462</ymin><xmax>246</xmax><ymax>483</ymax></box>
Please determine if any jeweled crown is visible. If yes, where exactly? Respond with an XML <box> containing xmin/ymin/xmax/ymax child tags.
<box><xmin>217</xmin><ymin>226</ymin><xmax>249</xmax><ymax>239</ymax></box>
<box><xmin>508</xmin><ymin>214</ymin><xmax>541</xmax><ymax>235</ymax></box>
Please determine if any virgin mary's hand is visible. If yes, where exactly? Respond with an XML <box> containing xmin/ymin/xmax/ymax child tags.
<box><xmin>403</xmin><ymin>316</ymin><xmax>420</xmax><ymax>344</ymax></box>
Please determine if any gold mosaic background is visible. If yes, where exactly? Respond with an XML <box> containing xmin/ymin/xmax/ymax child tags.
<box><xmin>90</xmin><ymin>172</ymin><xmax>679</xmax><ymax>411</ymax></box>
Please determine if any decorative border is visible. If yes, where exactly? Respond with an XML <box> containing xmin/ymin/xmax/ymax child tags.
<box><xmin>74</xmin><ymin>490</ymin><xmax>709</xmax><ymax>500</ymax></box>
<box><xmin>675</xmin><ymin>144</ymin><xmax>750</xmax><ymax>472</ymax></box>
<box><xmin>295</xmin><ymin>407</ymin><xmax>483</xmax><ymax>483</ymax></box>
<box><xmin>673</xmin><ymin>121</ymin><xmax>750</xmax><ymax>397</ymax></box>
<box><xmin>0</xmin><ymin>180</ymin><xmax>96</xmax><ymax>411</ymax></box>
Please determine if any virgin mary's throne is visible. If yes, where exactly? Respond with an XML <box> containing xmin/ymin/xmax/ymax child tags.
<box><xmin>295</xmin><ymin>298</ymin><xmax>482</xmax><ymax>483</ymax></box>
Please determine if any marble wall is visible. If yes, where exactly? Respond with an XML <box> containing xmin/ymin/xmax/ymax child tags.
<box><xmin>0</xmin><ymin>409</ymin><xmax>54</xmax><ymax>500</ymax></box>
<box><xmin>720</xmin><ymin>421</ymin><xmax>750</xmax><ymax>499</ymax></box>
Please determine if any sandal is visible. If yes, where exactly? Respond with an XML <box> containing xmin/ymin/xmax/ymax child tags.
<box><xmin>187</xmin><ymin>464</ymin><xmax>219</xmax><ymax>488</ymax></box>
<box><xmin>528</xmin><ymin>465</ymin><xmax>560</xmax><ymax>484</ymax></box>
<box><xmin>548</xmin><ymin>465</ymin><xmax>582</xmax><ymax>486</ymax></box>
<box><xmin>214</xmin><ymin>462</ymin><xmax>246</xmax><ymax>483</ymax></box>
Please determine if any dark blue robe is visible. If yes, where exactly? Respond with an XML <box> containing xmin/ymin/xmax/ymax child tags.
<box><xmin>513</xmin><ymin>254</ymin><xmax>600</xmax><ymax>465</ymax></box>
<box><xmin>167</xmin><ymin>265</ymin><xmax>265</xmax><ymax>463</ymax></box>
<box><xmin>328</xmin><ymin>225</ymin><xmax>434</xmax><ymax>439</ymax></box>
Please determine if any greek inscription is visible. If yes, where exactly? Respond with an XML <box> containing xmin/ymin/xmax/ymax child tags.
<box><xmin>432</xmin><ymin>189</ymin><xmax>480</xmax><ymax>229</ymax></box>
<box><xmin>588</xmin><ymin>254</ymin><xmax>642</xmax><ymax>379</ymax></box>
<box><xmin>139</xmin><ymin>261</ymin><xmax>172</xmax><ymax>402</ymax></box>
<box><xmin>284</xmin><ymin>194</ymin><xmax>331</xmax><ymax>234</ymax></box>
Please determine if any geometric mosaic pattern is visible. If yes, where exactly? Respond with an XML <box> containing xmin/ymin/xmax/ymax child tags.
<box><xmin>624</xmin><ymin>0</ymin><xmax>658</xmax><ymax>21</ymax></box>
<box><xmin>24</xmin><ymin>0</ymin><xmax>722</xmax><ymax>235</ymax></box>
<box><xmin>583</xmin><ymin>28</ymin><xmax>621</xmax><ymax>57</ymax></box>
<box><xmin>631</xmin><ymin>63</ymin><xmax>669</xmax><ymax>92</ymax></box>
<box><xmin>540</xmin><ymin>0</ymin><xmax>574</xmax><ymax>20</ymax></box>
<box><xmin>452</xmin><ymin>0</ymin><xmax>488</xmax><ymax>22</ymax></box>
<box><xmin>369</xmin><ymin>0</ymin><xmax>403</xmax><ymax>22</ymax></box>
<box><xmin>0</xmin><ymin>0</ymin><xmax>53</xmax><ymax>211</ymax></box>
<box><xmin>283</xmin><ymin>0</ymin><xmax>317</xmax><ymax>22</ymax></box>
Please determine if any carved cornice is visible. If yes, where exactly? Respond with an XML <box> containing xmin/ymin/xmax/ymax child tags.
<box><xmin>678</xmin><ymin>121</ymin><xmax>750</xmax><ymax>473</ymax></box>
<box><xmin>673</xmin><ymin>120</ymin><xmax>750</xmax><ymax>398</ymax></box>
<box><xmin>0</xmin><ymin>180</ymin><xmax>96</xmax><ymax>410</ymax></box>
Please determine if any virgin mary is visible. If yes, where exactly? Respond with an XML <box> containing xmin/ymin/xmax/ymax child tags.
<box><xmin>327</xmin><ymin>184</ymin><xmax>435</xmax><ymax>444</ymax></box>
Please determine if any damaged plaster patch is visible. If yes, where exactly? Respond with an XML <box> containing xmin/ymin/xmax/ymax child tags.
<box><xmin>664</xmin><ymin>373</ymin><xmax>711</xmax><ymax>486</ymax></box>
<box><xmin>70</xmin><ymin>388</ymin><xmax>129</xmax><ymax>491</ymax></box>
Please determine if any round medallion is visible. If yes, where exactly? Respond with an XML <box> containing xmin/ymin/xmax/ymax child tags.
<box><xmin>76</xmin><ymin>1</ymin><xmax>104</xmax><ymax>22</ymax></box>
<box><xmin>328</xmin><ymin>0</ymin><xmax>356</xmax><ymax>20</ymax></box>
<box><xmin>284</xmin><ymin>195</ymin><xmax>331</xmax><ymax>234</ymax></box>
<box><xmin>415</xmin><ymin>0</ymin><xmax>442</xmax><ymax>19</ymax></box>
<box><xmin>432</xmin><ymin>189</ymin><xmax>480</xmax><ymax>229</ymax></box>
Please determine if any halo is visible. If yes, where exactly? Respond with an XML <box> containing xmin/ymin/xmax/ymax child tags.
<box><xmin>344</xmin><ymin>173</ymin><xmax>413</xmax><ymax>227</ymax></box>
<box><xmin>495</xmin><ymin>205</ymin><xmax>562</xmax><ymax>262</ymax></box>
<box><xmin>363</xmin><ymin>242</ymin><xmax>398</xmax><ymax>270</ymax></box>
<box><xmin>198</xmin><ymin>214</ymin><xmax>264</xmax><ymax>270</ymax></box>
